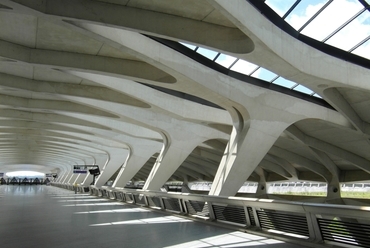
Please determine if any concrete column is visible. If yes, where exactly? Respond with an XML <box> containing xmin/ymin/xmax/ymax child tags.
<box><xmin>55</xmin><ymin>171</ymin><xmax>65</xmax><ymax>183</ymax></box>
<box><xmin>254</xmin><ymin>168</ymin><xmax>268</xmax><ymax>198</ymax></box>
<box><xmin>68</xmin><ymin>173</ymin><xmax>79</xmax><ymax>185</ymax></box>
<box><xmin>326</xmin><ymin>178</ymin><xmax>342</xmax><ymax>202</ymax></box>
<box><xmin>94</xmin><ymin>149</ymin><xmax>129</xmax><ymax>187</ymax></box>
<box><xmin>72</xmin><ymin>174</ymin><xmax>82</xmax><ymax>185</ymax></box>
<box><xmin>58</xmin><ymin>173</ymin><xmax>66</xmax><ymax>183</ymax></box>
<box><xmin>76</xmin><ymin>173</ymin><xmax>95</xmax><ymax>185</ymax></box>
<box><xmin>210</xmin><ymin>120</ymin><xmax>290</xmax><ymax>196</ymax></box>
<box><xmin>61</xmin><ymin>171</ymin><xmax>73</xmax><ymax>184</ymax></box>
<box><xmin>142</xmin><ymin>137</ymin><xmax>205</xmax><ymax>191</ymax></box>
<box><xmin>74</xmin><ymin>174</ymin><xmax>86</xmax><ymax>184</ymax></box>
<box><xmin>113</xmin><ymin>146</ymin><xmax>158</xmax><ymax>188</ymax></box>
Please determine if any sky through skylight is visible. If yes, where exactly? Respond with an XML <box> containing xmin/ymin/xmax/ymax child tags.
<box><xmin>180</xmin><ymin>40</ymin><xmax>322</xmax><ymax>98</ymax></box>
<box><xmin>269</xmin><ymin>0</ymin><xmax>370</xmax><ymax>59</ymax></box>
<box><xmin>180</xmin><ymin>0</ymin><xmax>369</xmax><ymax>100</ymax></box>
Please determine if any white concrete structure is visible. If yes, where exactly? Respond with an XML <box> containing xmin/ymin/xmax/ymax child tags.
<box><xmin>0</xmin><ymin>0</ymin><xmax>369</xmax><ymax>202</ymax></box>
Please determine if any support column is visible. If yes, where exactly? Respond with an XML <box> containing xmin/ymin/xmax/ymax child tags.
<box><xmin>210</xmin><ymin>121</ymin><xmax>289</xmax><ymax>196</ymax></box>
<box><xmin>326</xmin><ymin>178</ymin><xmax>342</xmax><ymax>203</ymax></box>
<box><xmin>59</xmin><ymin>172</ymin><xmax>68</xmax><ymax>183</ymax></box>
<box><xmin>74</xmin><ymin>174</ymin><xmax>85</xmax><ymax>184</ymax></box>
<box><xmin>68</xmin><ymin>173</ymin><xmax>79</xmax><ymax>185</ymax></box>
<box><xmin>142</xmin><ymin>138</ymin><xmax>204</xmax><ymax>191</ymax></box>
<box><xmin>55</xmin><ymin>171</ymin><xmax>65</xmax><ymax>183</ymax></box>
<box><xmin>254</xmin><ymin>168</ymin><xmax>268</xmax><ymax>198</ymax></box>
<box><xmin>113</xmin><ymin>146</ymin><xmax>158</xmax><ymax>188</ymax></box>
<box><xmin>94</xmin><ymin>149</ymin><xmax>129</xmax><ymax>187</ymax></box>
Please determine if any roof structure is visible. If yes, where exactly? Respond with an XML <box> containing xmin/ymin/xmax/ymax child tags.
<box><xmin>0</xmin><ymin>0</ymin><xmax>369</xmax><ymax>199</ymax></box>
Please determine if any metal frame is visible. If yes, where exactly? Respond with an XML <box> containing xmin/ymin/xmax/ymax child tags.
<box><xmin>52</xmin><ymin>183</ymin><xmax>370</xmax><ymax>247</ymax></box>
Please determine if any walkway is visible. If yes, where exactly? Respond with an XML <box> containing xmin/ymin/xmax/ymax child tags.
<box><xmin>0</xmin><ymin>185</ymin><xmax>308</xmax><ymax>248</ymax></box>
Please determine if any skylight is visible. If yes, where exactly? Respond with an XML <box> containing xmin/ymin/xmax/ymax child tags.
<box><xmin>265</xmin><ymin>0</ymin><xmax>297</xmax><ymax>17</ymax></box>
<box><xmin>272</xmin><ymin>77</ymin><xmax>297</xmax><ymax>89</ymax></box>
<box><xmin>286</xmin><ymin>0</ymin><xmax>330</xmax><ymax>30</ymax></box>
<box><xmin>326</xmin><ymin>10</ymin><xmax>370</xmax><ymax>50</ymax></box>
<box><xmin>352</xmin><ymin>39</ymin><xmax>370</xmax><ymax>59</ymax></box>
<box><xmin>293</xmin><ymin>84</ymin><xmax>314</xmax><ymax>95</ymax></box>
<box><xmin>179</xmin><ymin>41</ymin><xmax>322</xmax><ymax>98</ymax></box>
<box><xmin>251</xmin><ymin>67</ymin><xmax>278</xmax><ymax>82</ymax></box>
<box><xmin>301</xmin><ymin>0</ymin><xmax>364</xmax><ymax>41</ymax></box>
<box><xmin>179</xmin><ymin>42</ymin><xmax>196</xmax><ymax>50</ymax></box>
<box><xmin>214</xmin><ymin>54</ymin><xmax>237</xmax><ymax>68</ymax></box>
<box><xmin>266</xmin><ymin>0</ymin><xmax>370</xmax><ymax>60</ymax></box>
<box><xmin>230</xmin><ymin>59</ymin><xmax>258</xmax><ymax>75</ymax></box>
<box><xmin>196</xmin><ymin>47</ymin><xmax>218</xmax><ymax>60</ymax></box>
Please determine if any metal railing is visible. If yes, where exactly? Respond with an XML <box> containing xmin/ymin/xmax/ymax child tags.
<box><xmin>52</xmin><ymin>183</ymin><xmax>370</xmax><ymax>248</ymax></box>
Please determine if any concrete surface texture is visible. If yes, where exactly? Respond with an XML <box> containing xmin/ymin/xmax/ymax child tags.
<box><xmin>0</xmin><ymin>185</ymin><xmax>309</xmax><ymax>248</ymax></box>
<box><xmin>0</xmin><ymin>0</ymin><xmax>369</xmax><ymax>202</ymax></box>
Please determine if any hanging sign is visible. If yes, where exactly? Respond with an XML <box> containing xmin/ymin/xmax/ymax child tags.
<box><xmin>73</xmin><ymin>165</ymin><xmax>88</xmax><ymax>174</ymax></box>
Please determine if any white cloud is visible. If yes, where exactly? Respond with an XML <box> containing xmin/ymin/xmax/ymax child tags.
<box><xmin>287</xmin><ymin>2</ymin><xmax>326</xmax><ymax>30</ymax></box>
<box><xmin>230</xmin><ymin>59</ymin><xmax>258</xmax><ymax>76</ymax></box>
<box><xmin>326</xmin><ymin>11</ymin><xmax>370</xmax><ymax>53</ymax></box>
<box><xmin>286</xmin><ymin>0</ymin><xmax>370</xmax><ymax>58</ymax></box>
<box><xmin>295</xmin><ymin>0</ymin><xmax>363</xmax><ymax>40</ymax></box>
<box><xmin>265</xmin><ymin>0</ymin><xmax>296</xmax><ymax>17</ymax></box>
<box><xmin>352</xmin><ymin>39</ymin><xmax>370</xmax><ymax>59</ymax></box>
<box><xmin>215</xmin><ymin>54</ymin><xmax>237</xmax><ymax>68</ymax></box>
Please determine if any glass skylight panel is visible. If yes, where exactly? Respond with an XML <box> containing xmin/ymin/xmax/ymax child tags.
<box><xmin>301</xmin><ymin>0</ymin><xmax>364</xmax><ymax>41</ymax></box>
<box><xmin>272</xmin><ymin>77</ymin><xmax>297</xmax><ymax>88</ymax></box>
<box><xmin>180</xmin><ymin>42</ymin><xmax>323</xmax><ymax>100</ymax></box>
<box><xmin>326</xmin><ymin>11</ymin><xmax>370</xmax><ymax>51</ymax></box>
<box><xmin>352</xmin><ymin>38</ymin><xmax>370</xmax><ymax>59</ymax></box>
<box><xmin>230</xmin><ymin>59</ymin><xmax>258</xmax><ymax>75</ymax></box>
<box><xmin>215</xmin><ymin>54</ymin><xmax>237</xmax><ymax>68</ymax></box>
<box><xmin>196</xmin><ymin>47</ymin><xmax>218</xmax><ymax>60</ymax></box>
<box><xmin>285</xmin><ymin>0</ymin><xmax>329</xmax><ymax>30</ymax></box>
<box><xmin>179</xmin><ymin>42</ymin><xmax>196</xmax><ymax>50</ymax></box>
<box><xmin>251</xmin><ymin>67</ymin><xmax>278</xmax><ymax>82</ymax></box>
<box><xmin>292</xmin><ymin>84</ymin><xmax>314</xmax><ymax>95</ymax></box>
<box><xmin>265</xmin><ymin>0</ymin><xmax>297</xmax><ymax>17</ymax></box>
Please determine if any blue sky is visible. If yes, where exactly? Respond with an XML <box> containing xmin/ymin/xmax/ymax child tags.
<box><xmin>271</xmin><ymin>0</ymin><xmax>370</xmax><ymax>58</ymax></box>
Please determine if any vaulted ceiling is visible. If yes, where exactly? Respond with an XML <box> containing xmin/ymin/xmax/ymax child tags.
<box><xmin>0</xmin><ymin>0</ymin><xmax>369</xmax><ymax>189</ymax></box>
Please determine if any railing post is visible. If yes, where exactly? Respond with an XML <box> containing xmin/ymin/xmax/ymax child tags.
<box><xmin>182</xmin><ymin>199</ymin><xmax>189</xmax><ymax>214</ymax></box>
<box><xmin>159</xmin><ymin>197</ymin><xmax>166</xmax><ymax>210</ymax></box>
<box><xmin>207</xmin><ymin>202</ymin><xmax>217</xmax><ymax>221</ymax></box>
<box><xmin>243</xmin><ymin>206</ymin><xmax>251</xmax><ymax>227</ymax></box>
<box><xmin>306</xmin><ymin>212</ymin><xmax>322</xmax><ymax>243</ymax></box>
<box><xmin>251</xmin><ymin>207</ymin><xmax>261</xmax><ymax>229</ymax></box>
<box><xmin>143</xmin><ymin>195</ymin><xmax>149</xmax><ymax>207</ymax></box>
<box><xmin>177</xmin><ymin>199</ymin><xmax>183</xmax><ymax>213</ymax></box>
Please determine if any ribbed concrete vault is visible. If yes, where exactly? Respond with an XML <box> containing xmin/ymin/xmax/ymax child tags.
<box><xmin>0</xmin><ymin>0</ymin><xmax>369</xmax><ymax>201</ymax></box>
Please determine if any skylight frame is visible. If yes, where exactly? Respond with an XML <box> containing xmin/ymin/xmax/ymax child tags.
<box><xmin>183</xmin><ymin>41</ymin><xmax>321</xmax><ymax>98</ymax></box>
<box><xmin>266</xmin><ymin>0</ymin><xmax>370</xmax><ymax>61</ymax></box>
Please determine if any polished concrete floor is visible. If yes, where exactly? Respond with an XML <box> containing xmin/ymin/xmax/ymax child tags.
<box><xmin>0</xmin><ymin>185</ymin><xmax>309</xmax><ymax>248</ymax></box>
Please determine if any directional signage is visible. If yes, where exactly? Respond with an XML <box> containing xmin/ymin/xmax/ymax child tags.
<box><xmin>73</xmin><ymin>165</ymin><xmax>88</xmax><ymax>174</ymax></box>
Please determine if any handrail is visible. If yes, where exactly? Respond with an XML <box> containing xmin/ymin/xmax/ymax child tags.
<box><xmin>103</xmin><ymin>186</ymin><xmax>370</xmax><ymax>216</ymax></box>
<box><xmin>52</xmin><ymin>183</ymin><xmax>370</xmax><ymax>248</ymax></box>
